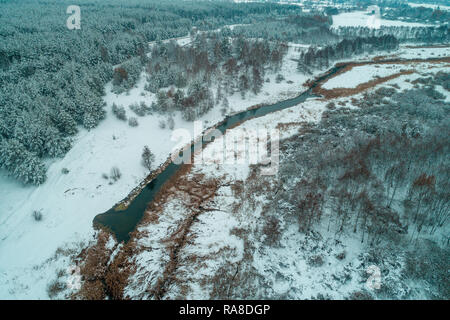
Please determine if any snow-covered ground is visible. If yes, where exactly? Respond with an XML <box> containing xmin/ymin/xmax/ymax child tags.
<box><xmin>322</xmin><ymin>60</ymin><xmax>449</xmax><ymax>90</ymax></box>
<box><xmin>124</xmin><ymin>97</ymin><xmax>331</xmax><ymax>299</ymax></box>
<box><xmin>92</xmin><ymin>53</ymin><xmax>450</xmax><ymax>299</ymax></box>
<box><xmin>332</xmin><ymin>11</ymin><xmax>433</xmax><ymax>28</ymax></box>
<box><xmin>123</xmin><ymin>86</ymin><xmax>440</xmax><ymax>299</ymax></box>
<box><xmin>322</xmin><ymin>64</ymin><xmax>407</xmax><ymax>90</ymax></box>
<box><xmin>121</xmin><ymin>56</ymin><xmax>450</xmax><ymax>299</ymax></box>
<box><xmin>0</xmin><ymin>41</ymin><xmax>310</xmax><ymax>299</ymax></box>
<box><xmin>1</xmin><ymin>31</ymin><xmax>448</xmax><ymax>298</ymax></box>
<box><xmin>397</xmin><ymin>45</ymin><xmax>450</xmax><ymax>59</ymax></box>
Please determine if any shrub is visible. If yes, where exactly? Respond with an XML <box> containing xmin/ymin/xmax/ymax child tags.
<box><xmin>32</xmin><ymin>210</ymin><xmax>43</xmax><ymax>221</ymax></box>
<box><xmin>112</xmin><ymin>67</ymin><xmax>128</xmax><ymax>86</ymax></box>
<box><xmin>262</xmin><ymin>215</ymin><xmax>281</xmax><ymax>246</ymax></box>
<box><xmin>112</xmin><ymin>57</ymin><xmax>143</xmax><ymax>93</ymax></box>
<box><xmin>112</xmin><ymin>103</ymin><xmax>127</xmax><ymax>121</ymax></box>
<box><xmin>336</xmin><ymin>251</ymin><xmax>346</xmax><ymax>260</ymax></box>
<box><xmin>110</xmin><ymin>167</ymin><xmax>121</xmax><ymax>182</ymax></box>
<box><xmin>61</xmin><ymin>168</ymin><xmax>69</xmax><ymax>174</ymax></box>
<box><xmin>128</xmin><ymin>117</ymin><xmax>139</xmax><ymax>127</ymax></box>
<box><xmin>348</xmin><ymin>290</ymin><xmax>373</xmax><ymax>300</ymax></box>
<box><xmin>47</xmin><ymin>279</ymin><xmax>66</xmax><ymax>299</ymax></box>
<box><xmin>275</xmin><ymin>74</ymin><xmax>285</xmax><ymax>83</ymax></box>
<box><xmin>326</xmin><ymin>102</ymin><xmax>336</xmax><ymax>110</ymax></box>
<box><xmin>167</xmin><ymin>116</ymin><xmax>175</xmax><ymax>130</ymax></box>
<box><xmin>308</xmin><ymin>255</ymin><xmax>324</xmax><ymax>267</ymax></box>
<box><xmin>129</xmin><ymin>102</ymin><xmax>151</xmax><ymax>116</ymax></box>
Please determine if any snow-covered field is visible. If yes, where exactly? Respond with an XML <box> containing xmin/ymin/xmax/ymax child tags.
<box><xmin>322</xmin><ymin>60</ymin><xmax>449</xmax><ymax>90</ymax></box>
<box><xmin>332</xmin><ymin>11</ymin><xmax>432</xmax><ymax>28</ymax></box>
<box><xmin>397</xmin><ymin>45</ymin><xmax>450</xmax><ymax>59</ymax></box>
<box><xmin>322</xmin><ymin>64</ymin><xmax>407</xmax><ymax>90</ymax></box>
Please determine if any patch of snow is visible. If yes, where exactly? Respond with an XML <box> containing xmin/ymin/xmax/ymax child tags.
<box><xmin>322</xmin><ymin>60</ymin><xmax>449</xmax><ymax>91</ymax></box>
<box><xmin>332</xmin><ymin>11</ymin><xmax>433</xmax><ymax>28</ymax></box>
<box><xmin>323</xmin><ymin>64</ymin><xmax>409</xmax><ymax>90</ymax></box>
<box><xmin>397</xmin><ymin>45</ymin><xmax>450</xmax><ymax>59</ymax></box>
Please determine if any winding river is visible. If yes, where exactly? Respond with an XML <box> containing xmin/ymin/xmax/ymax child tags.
<box><xmin>93</xmin><ymin>64</ymin><xmax>345</xmax><ymax>242</ymax></box>
<box><xmin>93</xmin><ymin>55</ymin><xmax>449</xmax><ymax>242</ymax></box>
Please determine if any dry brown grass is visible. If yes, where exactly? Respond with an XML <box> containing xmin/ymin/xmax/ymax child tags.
<box><xmin>104</xmin><ymin>243</ymin><xmax>136</xmax><ymax>300</ymax></box>
<box><xmin>372</xmin><ymin>54</ymin><xmax>399</xmax><ymax>62</ymax></box>
<box><xmin>138</xmin><ymin>164</ymin><xmax>193</xmax><ymax>226</ymax></box>
<box><xmin>144</xmin><ymin>173</ymin><xmax>221</xmax><ymax>299</ymax></box>
<box><xmin>276</xmin><ymin>121</ymin><xmax>308</xmax><ymax>130</ymax></box>
<box><xmin>72</xmin><ymin>230</ymin><xmax>136</xmax><ymax>300</ymax></box>
<box><xmin>47</xmin><ymin>279</ymin><xmax>67</xmax><ymax>299</ymax></box>
<box><xmin>314</xmin><ymin>69</ymin><xmax>415</xmax><ymax>99</ymax></box>
<box><xmin>73</xmin><ymin>231</ymin><xmax>110</xmax><ymax>300</ymax></box>
<box><xmin>306</xmin><ymin>56</ymin><xmax>450</xmax><ymax>100</ymax></box>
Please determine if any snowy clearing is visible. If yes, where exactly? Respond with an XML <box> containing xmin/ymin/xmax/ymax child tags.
<box><xmin>397</xmin><ymin>45</ymin><xmax>450</xmax><ymax>59</ymax></box>
<box><xmin>322</xmin><ymin>64</ymin><xmax>409</xmax><ymax>90</ymax></box>
<box><xmin>322</xmin><ymin>61</ymin><xmax>449</xmax><ymax>90</ymax></box>
<box><xmin>332</xmin><ymin>11</ymin><xmax>433</xmax><ymax>28</ymax></box>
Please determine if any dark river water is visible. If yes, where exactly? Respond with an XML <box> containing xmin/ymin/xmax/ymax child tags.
<box><xmin>93</xmin><ymin>64</ymin><xmax>346</xmax><ymax>242</ymax></box>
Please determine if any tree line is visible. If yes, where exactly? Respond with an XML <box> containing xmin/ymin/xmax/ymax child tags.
<box><xmin>297</xmin><ymin>35</ymin><xmax>399</xmax><ymax>72</ymax></box>
<box><xmin>334</xmin><ymin>25</ymin><xmax>450</xmax><ymax>44</ymax></box>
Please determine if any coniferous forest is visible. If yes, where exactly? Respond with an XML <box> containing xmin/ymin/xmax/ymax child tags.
<box><xmin>1</xmin><ymin>0</ymin><xmax>448</xmax><ymax>185</ymax></box>
<box><xmin>0</xmin><ymin>0</ymin><xmax>303</xmax><ymax>185</ymax></box>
